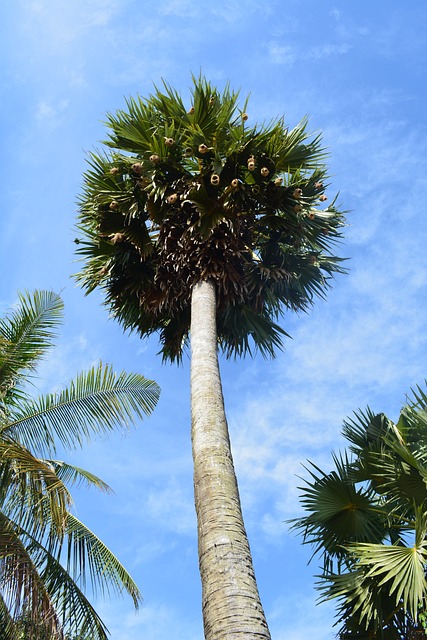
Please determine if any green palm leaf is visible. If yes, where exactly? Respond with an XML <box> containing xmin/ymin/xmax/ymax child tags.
<box><xmin>48</xmin><ymin>461</ymin><xmax>113</xmax><ymax>494</ymax></box>
<box><xmin>3</xmin><ymin>363</ymin><xmax>160</xmax><ymax>456</ymax></box>
<box><xmin>0</xmin><ymin>291</ymin><xmax>63</xmax><ymax>406</ymax></box>
<box><xmin>64</xmin><ymin>513</ymin><xmax>141</xmax><ymax>606</ymax></box>
<box><xmin>295</xmin><ymin>382</ymin><xmax>427</xmax><ymax>637</ymax></box>
<box><xmin>0</xmin><ymin>511</ymin><xmax>61</xmax><ymax>638</ymax></box>
<box><xmin>0</xmin><ymin>290</ymin><xmax>159</xmax><ymax>635</ymax></box>
<box><xmin>21</xmin><ymin>530</ymin><xmax>110</xmax><ymax>639</ymax></box>
<box><xmin>347</xmin><ymin>508</ymin><xmax>427</xmax><ymax>621</ymax></box>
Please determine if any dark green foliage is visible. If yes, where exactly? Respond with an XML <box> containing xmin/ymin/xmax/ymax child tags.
<box><xmin>75</xmin><ymin>75</ymin><xmax>347</xmax><ymax>362</ymax></box>
<box><xmin>291</xmin><ymin>386</ymin><xmax>427</xmax><ymax>639</ymax></box>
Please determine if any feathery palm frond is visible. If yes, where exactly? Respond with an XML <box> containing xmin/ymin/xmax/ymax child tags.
<box><xmin>0</xmin><ymin>290</ymin><xmax>158</xmax><ymax>637</ymax></box>
<box><xmin>3</xmin><ymin>364</ymin><xmax>159</xmax><ymax>457</ymax></box>
<box><xmin>0</xmin><ymin>291</ymin><xmax>63</xmax><ymax>408</ymax></box>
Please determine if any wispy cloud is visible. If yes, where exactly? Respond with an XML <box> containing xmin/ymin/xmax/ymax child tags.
<box><xmin>94</xmin><ymin>601</ymin><xmax>202</xmax><ymax>640</ymax></box>
<box><xmin>269</xmin><ymin>592</ymin><xmax>336</xmax><ymax>640</ymax></box>
<box><xmin>35</xmin><ymin>98</ymin><xmax>70</xmax><ymax>126</ymax></box>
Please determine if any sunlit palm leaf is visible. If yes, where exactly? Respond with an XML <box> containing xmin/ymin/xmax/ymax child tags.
<box><xmin>64</xmin><ymin>513</ymin><xmax>141</xmax><ymax>606</ymax></box>
<box><xmin>0</xmin><ymin>439</ymin><xmax>72</xmax><ymax>537</ymax></box>
<box><xmin>295</xmin><ymin>382</ymin><xmax>427</xmax><ymax>637</ymax></box>
<box><xmin>0</xmin><ymin>290</ymin><xmax>159</xmax><ymax>635</ymax></box>
<box><xmin>48</xmin><ymin>461</ymin><xmax>113</xmax><ymax>494</ymax></box>
<box><xmin>21</xmin><ymin>529</ymin><xmax>110</xmax><ymax>640</ymax></box>
<box><xmin>347</xmin><ymin>508</ymin><xmax>427</xmax><ymax>621</ymax></box>
<box><xmin>0</xmin><ymin>291</ymin><xmax>63</xmax><ymax>406</ymax></box>
<box><xmin>4</xmin><ymin>364</ymin><xmax>160</xmax><ymax>456</ymax></box>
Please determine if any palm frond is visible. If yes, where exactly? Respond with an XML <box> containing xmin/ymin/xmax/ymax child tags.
<box><xmin>4</xmin><ymin>363</ymin><xmax>160</xmax><ymax>456</ymax></box>
<box><xmin>48</xmin><ymin>461</ymin><xmax>113</xmax><ymax>494</ymax></box>
<box><xmin>295</xmin><ymin>381</ymin><xmax>427</xmax><ymax>637</ymax></box>
<box><xmin>290</xmin><ymin>454</ymin><xmax>386</xmax><ymax>571</ymax></box>
<box><xmin>345</xmin><ymin>510</ymin><xmax>427</xmax><ymax>623</ymax></box>
<box><xmin>21</xmin><ymin>529</ymin><xmax>110</xmax><ymax>640</ymax></box>
<box><xmin>64</xmin><ymin>513</ymin><xmax>142</xmax><ymax>607</ymax></box>
<box><xmin>0</xmin><ymin>291</ymin><xmax>63</xmax><ymax>406</ymax></box>
<box><xmin>0</xmin><ymin>439</ymin><xmax>72</xmax><ymax>537</ymax></box>
<box><xmin>0</xmin><ymin>511</ymin><xmax>61</xmax><ymax>637</ymax></box>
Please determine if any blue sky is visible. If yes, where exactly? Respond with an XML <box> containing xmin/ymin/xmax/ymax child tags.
<box><xmin>1</xmin><ymin>1</ymin><xmax>427</xmax><ymax>638</ymax></box>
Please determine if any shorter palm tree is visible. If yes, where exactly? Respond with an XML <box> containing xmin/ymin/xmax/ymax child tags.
<box><xmin>0</xmin><ymin>290</ymin><xmax>160</xmax><ymax>639</ymax></box>
<box><xmin>291</xmin><ymin>385</ymin><xmax>427</xmax><ymax>639</ymax></box>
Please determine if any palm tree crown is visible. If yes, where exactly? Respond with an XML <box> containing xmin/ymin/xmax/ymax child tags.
<box><xmin>75</xmin><ymin>75</ymin><xmax>346</xmax><ymax>361</ymax></box>
<box><xmin>0</xmin><ymin>290</ymin><xmax>160</xmax><ymax>639</ymax></box>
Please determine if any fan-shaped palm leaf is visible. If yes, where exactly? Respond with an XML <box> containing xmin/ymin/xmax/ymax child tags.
<box><xmin>294</xmin><ymin>382</ymin><xmax>427</xmax><ymax>638</ymax></box>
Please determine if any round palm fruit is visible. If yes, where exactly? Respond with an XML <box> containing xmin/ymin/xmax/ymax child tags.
<box><xmin>319</xmin><ymin>194</ymin><xmax>328</xmax><ymax>202</ymax></box>
<box><xmin>109</xmin><ymin>200</ymin><xmax>119</xmax><ymax>210</ymax></box>
<box><xmin>184</xmin><ymin>147</ymin><xmax>193</xmax><ymax>157</ymax></box>
<box><xmin>308</xmin><ymin>211</ymin><xmax>316</xmax><ymax>220</ymax></box>
<box><xmin>293</xmin><ymin>204</ymin><xmax>303</xmax><ymax>213</ymax></box>
<box><xmin>167</xmin><ymin>193</ymin><xmax>178</xmax><ymax>205</ymax></box>
<box><xmin>247</xmin><ymin>160</ymin><xmax>256</xmax><ymax>171</ymax></box>
<box><xmin>242</xmin><ymin>113</ymin><xmax>249</xmax><ymax>121</ymax></box>
<box><xmin>198</xmin><ymin>144</ymin><xmax>209</xmax><ymax>154</ymax></box>
<box><xmin>210</xmin><ymin>174</ymin><xmax>220</xmax><ymax>186</ymax></box>
<box><xmin>315</xmin><ymin>182</ymin><xmax>324</xmax><ymax>189</ymax></box>
<box><xmin>293</xmin><ymin>188</ymin><xmax>303</xmax><ymax>198</ymax></box>
<box><xmin>231</xmin><ymin>178</ymin><xmax>239</xmax><ymax>188</ymax></box>
<box><xmin>164</xmin><ymin>137</ymin><xmax>174</xmax><ymax>147</ymax></box>
<box><xmin>188</xmin><ymin>107</ymin><xmax>195</xmax><ymax>114</ymax></box>
<box><xmin>109</xmin><ymin>167</ymin><xmax>119</xmax><ymax>175</ymax></box>
<box><xmin>275</xmin><ymin>177</ymin><xmax>283</xmax><ymax>186</ymax></box>
<box><xmin>131</xmin><ymin>162</ymin><xmax>142</xmax><ymax>173</ymax></box>
<box><xmin>149</xmin><ymin>154</ymin><xmax>160</xmax><ymax>164</ymax></box>
<box><xmin>260</xmin><ymin>167</ymin><xmax>269</xmax><ymax>177</ymax></box>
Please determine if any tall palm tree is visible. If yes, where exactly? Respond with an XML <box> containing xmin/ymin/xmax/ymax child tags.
<box><xmin>75</xmin><ymin>75</ymin><xmax>346</xmax><ymax>639</ymax></box>
<box><xmin>0</xmin><ymin>290</ymin><xmax>160</xmax><ymax>639</ymax></box>
<box><xmin>291</xmin><ymin>385</ymin><xmax>427</xmax><ymax>639</ymax></box>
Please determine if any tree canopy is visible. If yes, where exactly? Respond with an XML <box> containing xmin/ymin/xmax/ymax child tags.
<box><xmin>0</xmin><ymin>290</ymin><xmax>160</xmax><ymax>639</ymax></box>
<box><xmin>75</xmin><ymin>75</ymin><xmax>346</xmax><ymax>362</ymax></box>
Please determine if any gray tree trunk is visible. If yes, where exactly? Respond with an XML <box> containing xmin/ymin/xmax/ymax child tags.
<box><xmin>190</xmin><ymin>279</ymin><xmax>271</xmax><ymax>640</ymax></box>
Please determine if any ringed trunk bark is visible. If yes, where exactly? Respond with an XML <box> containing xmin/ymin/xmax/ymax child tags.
<box><xmin>190</xmin><ymin>279</ymin><xmax>271</xmax><ymax>640</ymax></box>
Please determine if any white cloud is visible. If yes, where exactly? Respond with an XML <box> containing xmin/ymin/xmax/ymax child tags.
<box><xmin>269</xmin><ymin>592</ymin><xmax>336</xmax><ymax>640</ymax></box>
<box><xmin>307</xmin><ymin>43</ymin><xmax>351</xmax><ymax>59</ymax></box>
<box><xmin>94</xmin><ymin>601</ymin><xmax>202</xmax><ymax>640</ymax></box>
<box><xmin>145</xmin><ymin>477</ymin><xmax>196</xmax><ymax>535</ymax></box>
<box><xmin>330</xmin><ymin>8</ymin><xmax>341</xmax><ymax>22</ymax></box>
<box><xmin>35</xmin><ymin>98</ymin><xmax>70</xmax><ymax>126</ymax></box>
<box><xmin>24</xmin><ymin>0</ymin><xmax>121</xmax><ymax>38</ymax></box>
<box><xmin>266</xmin><ymin>42</ymin><xmax>297</xmax><ymax>65</ymax></box>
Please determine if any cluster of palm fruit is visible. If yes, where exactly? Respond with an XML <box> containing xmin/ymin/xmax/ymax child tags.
<box><xmin>76</xmin><ymin>76</ymin><xmax>346</xmax><ymax>360</ymax></box>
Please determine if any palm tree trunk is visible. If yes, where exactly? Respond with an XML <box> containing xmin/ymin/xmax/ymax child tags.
<box><xmin>190</xmin><ymin>279</ymin><xmax>271</xmax><ymax>640</ymax></box>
